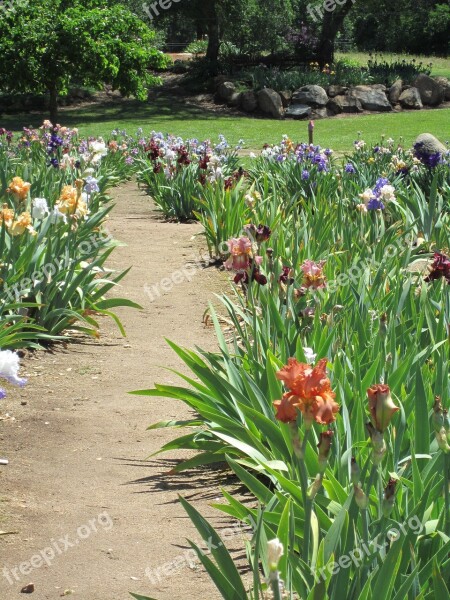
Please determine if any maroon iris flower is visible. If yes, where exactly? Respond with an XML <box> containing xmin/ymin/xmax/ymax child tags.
<box><xmin>244</xmin><ymin>224</ymin><xmax>272</xmax><ymax>243</ymax></box>
<box><xmin>425</xmin><ymin>252</ymin><xmax>450</xmax><ymax>284</ymax></box>
<box><xmin>234</xmin><ymin>258</ymin><xmax>267</xmax><ymax>286</ymax></box>
<box><xmin>278</xmin><ymin>266</ymin><xmax>295</xmax><ymax>284</ymax></box>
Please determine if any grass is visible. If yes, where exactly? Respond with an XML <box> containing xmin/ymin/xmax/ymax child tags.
<box><xmin>336</xmin><ymin>51</ymin><xmax>450</xmax><ymax>79</ymax></box>
<box><xmin>2</xmin><ymin>97</ymin><xmax>449</xmax><ymax>153</ymax></box>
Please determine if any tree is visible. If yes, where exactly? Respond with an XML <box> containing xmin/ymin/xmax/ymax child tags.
<box><xmin>300</xmin><ymin>0</ymin><xmax>355</xmax><ymax>66</ymax></box>
<box><xmin>351</xmin><ymin>0</ymin><xmax>450</xmax><ymax>56</ymax></box>
<box><xmin>225</xmin><ymin>0</ymin><xmax>295</xmax><ymax>57</ymax></box>
<box><xmin>0</xmin><ymin>0</ymin><xmax>168</xmax><ymax>123</ymax></box>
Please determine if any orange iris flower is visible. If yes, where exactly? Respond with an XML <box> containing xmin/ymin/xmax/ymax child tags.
<box><xmin>274</xmin><ymin>358</ymin><xmax>339</xmax><ymax>425</ymax></box>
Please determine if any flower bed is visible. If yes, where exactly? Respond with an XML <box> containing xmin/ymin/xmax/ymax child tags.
<box><xmin>0</xmin><ymin>122</ymin><xmax>141</xmax><ymax>349</ymax></box>
<box><xmin>132</xmin><ymin>133</ymin><xmax>450</xmax><ymax>599</ymax></box>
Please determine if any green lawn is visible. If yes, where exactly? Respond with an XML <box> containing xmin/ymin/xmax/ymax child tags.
<box><xmin>336</xmin><ymin>52</ymin><xmax>450</xmax><ymax>79</ymax></box>
<box><xmin>2</xmin><ymin>98</ymin><xmax>449</xmax><ymax>153</ymax></box>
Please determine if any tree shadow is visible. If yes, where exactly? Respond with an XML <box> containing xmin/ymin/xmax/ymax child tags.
<box><xmin>1</xmin><ymin>94</ymin><xmax>236</xmax><ymax>132</ymax></box>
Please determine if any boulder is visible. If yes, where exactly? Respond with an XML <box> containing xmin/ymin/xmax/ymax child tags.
<box><xmin>348</xmin><ymin>85</ymin><xmax>392</xmax><ymax>111</ymax></box>
<box><xmin>327</xmin><ymin>85</ymin><xmax>348</xmax><ymax>98</ymax></box>
<box><xmin>327</xmin><ymin>95</ymin><xmax>363</xmax><ymax>114</ymax></box>
<box><xmin>399</xmin><ymin>87</ymin><xmax>423</xmax><ymax>109</ymax></box>
<box><xmin>292</xmin><ymin>85</ymin><xmax>328</xmax><ymax>107</ymax></box>
<box><xmin>285</xmin><ymin>104</ymin><xmax>312</xmax><ymax>119</ymax></box>
<box><xmin>413</xmin><ymin>74</ymin><xmax>444</xmax><ymax>106</ymax></box>
<box><xmin>228</xmin><ymin>92</ymin><xmax>242</xmax><ymax>107</ymax></box>
<box><xmin>311</xmin><ymin>107</ymin><xmax>330</xmax><ymax>119</ymax></box>
<box><xmin>241</xmin><ymin>91</ymin><xmax>258</xmax><ymax>113</ymax></box>
<box><xmin>279</xmin><ymin>90</ymin><xmax>293</xmax><ymax>108</ymax></box>
<box><xmin>389</xmin><ymin>79</ymin><xmax>403</xmax><ymax>105</ymax></box>
<box><xmin>216</xmin><ymin>82</ymin><xmax>236</xmax><ymax>103</ymax></box>
<box><xmin>372</xmin><ymin>84</ymin><xmax>387</xmax><ymax>92</ymax></box>
<box><xmin>433</xmin><ymin>76</ymin><xmax>450</xmax><ymax>101</ymax></box>
<box><xmin>414</xmin><ymin>133</ymin><xmax>447</xmax><ymax>156</ymax></box>
<box><xmin>257</xmin><ymin>88</ymin><xmax>284</xmax><ymax>118</ymax></box>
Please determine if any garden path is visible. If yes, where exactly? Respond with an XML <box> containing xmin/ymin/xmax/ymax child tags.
<box><xmin>0</xmin><ymin>181</ymin><xmax>231</xmax><ymax>600</ymax></box>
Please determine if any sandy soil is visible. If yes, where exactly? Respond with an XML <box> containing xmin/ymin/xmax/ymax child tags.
<box><xmin>0</xmin><ymin>182</ymin><xmax>243</xmax><ymax>600</ymax></box>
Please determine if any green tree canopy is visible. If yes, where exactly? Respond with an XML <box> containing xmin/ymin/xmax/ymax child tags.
<box><xmin>0</xmin><ymin>0</ymin><xmax>168</xmax><ymax>122</ymax></box>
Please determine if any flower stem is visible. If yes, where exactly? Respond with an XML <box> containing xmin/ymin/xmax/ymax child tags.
<box><xmin>299</xmin><ymin>428</ymin><xmax>312</xmax><ymax>562</ymax></box>
<box><xmin>444</xmin><ymin>453</ymin><xmax>450</xmax><ymax>536</ymax></box>
<box><xmin>359</xmin><ymin>508</ymin><xmax>370</xmax><ymax>585</ymax></box>
<box><xmin>303</xmin><ymin>496</ymin><xmax>313</xmax><ymax>563</ymax></box>
<box><xmin>366</xmin><ymin>464</ymin><xmax>378</xmax><ymax>500</ymax></box>
<box><xmin>269</xmin><ymin>570</ymin><xmax>283</xmax><ymax>600</ymax></box>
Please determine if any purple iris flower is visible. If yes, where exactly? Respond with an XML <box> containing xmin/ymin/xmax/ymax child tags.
<box><xmin>367</xmin><ymin>197</ymin><xmax>385</xmax><ymax>210</ymax></box>
<box><xmin>373</xmin><ymin>177</ymin><xmax>390</xmax><ymax>194</ymax></box>
<box><xmin>84</xmin><ymin>176</ymin><xmax>100</xmax><ymax>195</ymax></box>
<box><xmin>414</xmin><ymin>142</ymin><xmax>442</xmax><ymax>168</ymax></box>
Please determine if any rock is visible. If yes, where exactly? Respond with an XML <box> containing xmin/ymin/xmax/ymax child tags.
<box><xmin>279</xmin><ymin>90</ymin><xmax>293</xmax><ymax>108</ymax></box>
<box><xmin>285</xmin><ymin>104</ymin><xmax>312</xmax><ymax>119</ymax></box>
<box><xmin>21</xmin><ymin>583</ymin><xmax>35</xmax><ymax>593</ymax></box>
<box><xmin>327</xmin><ymin>85</ymin><xmax>348</xmax><ymax>98</ymax></box>
<box><xmin>414</xmin><ymin>133</ymin><xmax>447</xmax><ymax>155</ymax></box>
<box><xmin>216</xmin><ymin>82</ymin><xmax>236</xmax><ymax>103</ymax></box>
<box><xmin>228</xmin><ymin>92</ymin><xmax>242</xmax><ymax>107</ymax></box>
<box><xmin>214</xmin><ymin>75</ymin><xmax>228</xmax><ymax>87</ymax></box>
<box><xmin>413</xmin><ymin>74</ymin><xmax>444</xmax><ymax>106</ymax></box>
<box><xmin>433</xmin><ymin>76</ymin><xmax>450</xmax><ymax>101</ymax></box>
<box><xmin>292</xmin><ymin>85</ymin><xmax>328</xmax><ymax>107</ymax></box>
<box><xmin>347</xmin><ymin>85</ymin><xmax>392</xmax><ymax>112</ymax></box>
<box><xmin>389</xmin><ymin>80</ymin><xmax>403</xmax><ymax>105</ymax></box>
<box><xmin>327</xmin><ymin>95</ymin><xmax>363</xmax><ymax>114</ymax></box>
<box><xmin>311</xmin><ymin>107</ymin><xmax>330</xmax><ymax>119</ymax></box>
<box><xmin>399</xmin><ymin>87</ymin><xmax>423</xmax><ymax>109</ymax></box>
<box><xmin>372</xmin><ymin>84</ymin><xmax>387</xmax><ymax>92</ymax></box>
<box><xmin>240</xmin><ymin>91</ymin><xmax>258</xmax><ymax>112</ymax></box>
<box><xmin>257</xmin><ymin>88</ymin><xmax>284</xmax><ymax>118</ymax></box>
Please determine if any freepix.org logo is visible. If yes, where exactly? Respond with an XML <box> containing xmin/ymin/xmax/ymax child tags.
<box><xmin>142</xmin><ymin>0</ymin><xmax>183</xmax><ymax>21</ymax></box>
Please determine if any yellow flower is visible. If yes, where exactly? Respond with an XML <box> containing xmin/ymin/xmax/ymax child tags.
<box><xmin>6</xmin><ymin>177</ymin><xmax>31</xmax><ymax>203</ymax></box>
<box><xmin>56</xmin><ymin>186</ymin><xmax>78</xmax><ymax>214</ymax></box>
<box><xmin>55</xmin><ymin>185</ymin><xmax>88</xmax><ymax>219</ymax></box>
<box><xmin>0</xmin><ymin>204</ymin><xmax>14</xmax><ymax>228</ymax></box>
<box><xmin>10</xmin><ymin>212</ymin><xmax>35</xmax><ymax>236</ymax></box>
<box><xmin>75</xmin><ymin>200</ymin><xmax>88</xmax><ymax>218</ymax></box>
<box><xmin>367</xmin><ymin>157</ymin><xmax>375</xmax><ymax>164</ymax></box>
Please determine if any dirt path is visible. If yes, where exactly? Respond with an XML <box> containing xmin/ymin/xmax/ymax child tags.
<box><xmin>0</xmin><ymin>182</ymin><xmax>237</xmax><ymax>600</ymax></box>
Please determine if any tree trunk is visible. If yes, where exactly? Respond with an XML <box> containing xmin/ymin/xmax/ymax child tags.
<box><xmin>48</xmin><ymin>85</ymin><xmax>58</xmax><ymax>125</ymax></box>
<box><xmin>205</xmin><ymin>0</ymin><xmax>220</xmax><ymax>74</ymax></box>
<box><xmin>196</xmin><ymin>19</ymin><xmax>205</xmax><ymax>40</ymax></box>
<box><xmin>317</xmin><ymin>4</ymin><xmax>354</xmax><ymax>68</ymax></box>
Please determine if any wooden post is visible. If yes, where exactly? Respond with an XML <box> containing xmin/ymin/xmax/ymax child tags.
<box><xmin>308</xmin><ymin>120</ymin><xmax>315</xmax><ymax>145</ymax></box>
